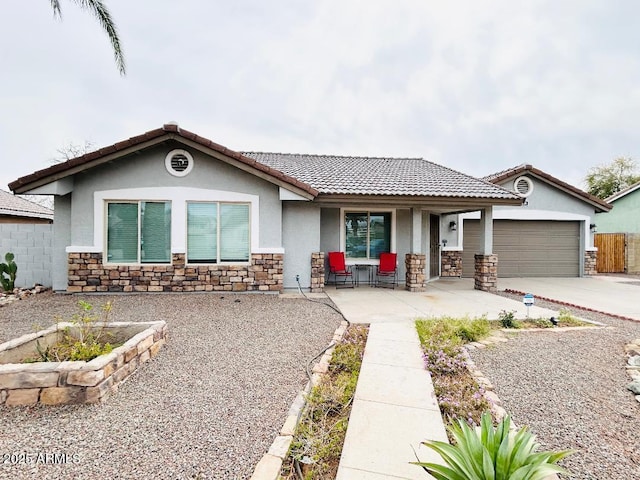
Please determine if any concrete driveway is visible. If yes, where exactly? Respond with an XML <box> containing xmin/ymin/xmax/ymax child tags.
<box><xmin>499</xmin><ymin>276</ymin><xmax>640</xmax><ymax>320</ymax></box>
<box><xmin>325</xmin><ymin>278</ymin><xmax>558</xmax><ymax>323</ymax></box>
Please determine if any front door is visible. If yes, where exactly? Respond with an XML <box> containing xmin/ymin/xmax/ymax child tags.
<box><xmin>429</xmin><ymin>214</ymin><xmax>440</xmax><ymax>278</ymax></box>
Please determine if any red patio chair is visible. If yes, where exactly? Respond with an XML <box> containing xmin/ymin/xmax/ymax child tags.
<box><xmin>375</xmin><ymin>252</ymin><xmax>398</xmax><ymax>289</ymax></box>
<box><xmin>328</xmin><ymin>251</ymin><xmax>354</xmax><ymax>288</ymax></box>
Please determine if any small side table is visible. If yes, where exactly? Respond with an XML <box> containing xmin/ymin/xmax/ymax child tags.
<box><xmin>354</xmin><ymin>264</ymin><xmax>374</xmax><ymax>286</ymax></box>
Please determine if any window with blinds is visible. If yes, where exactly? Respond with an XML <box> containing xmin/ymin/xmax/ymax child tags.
<box><xmin>187</xmin><ymin>202</ymin><xmax>250</xmax><ymax>264</ymax></box>
<box><xmin>106</xmin><ymin>201</ymin><xmax>171</xmax><ymax>264</ymax></box>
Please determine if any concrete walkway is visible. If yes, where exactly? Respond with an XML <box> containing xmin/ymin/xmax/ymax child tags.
<box><xmin>326</xmin><ymin>278</ymin><xmax>558</xmax><ymax>324</ymax></box>
<box><xmin>499</xmin><ymin>276</ymin><xmax>640</xmax><ymax>321</ymax></box>
<box><xmin>335</xmin><ymin>322</ymin><xmax>447</xmax><ymax>480</ymax></box>
<box><xmin>329</xmin><ymin>279</ymin><xmax>561</xmax><ymax>480</ymax></box>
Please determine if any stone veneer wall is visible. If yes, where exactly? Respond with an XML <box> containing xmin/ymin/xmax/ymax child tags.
<box><xmin>440</xmin><ymin>250</ymin><xmax>463</xmax><ymax>277</ymax></box>
<box><xmin>474</xmin><ymin>254</ymin><xmax>498</xmax><ymax>292</ymax></box>
<box><xmin>310</xmin><ymin>252</ymin><xmax>325</xmax><ymax>293</ymax></box>
<box><xmin>584</xmin><ymin>250</ymin><xmax>597</xmax><ymax>276</ymax></box>
<box><xmin>68</xmin><ymin>253</ymin><xmax>283</xmax><ymax>293</ymax></box>
<box><xmin>405</xmin><ymin>254</ymin><xmax>426</xmax><ymax>292</ymax></box>
<box><xmin>0</xmin><ymin>321</ymin><xmax>166</xmax><ymax>407</ymax></box>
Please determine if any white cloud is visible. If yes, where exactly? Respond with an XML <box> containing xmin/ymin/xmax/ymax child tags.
<box><xmin>2</xmin><ymin>0</ymin><xmax>640</xmax><ymax>191</ymax></box>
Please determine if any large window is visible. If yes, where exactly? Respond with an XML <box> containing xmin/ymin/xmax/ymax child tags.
<box><xmin>344</xmin><ymin>211</ymin><xmax>392</xmax><ymax>259</ymax></box>
<box><xmin>107</xmin><ymin>202</ymin><xmax>171</xmax><ymax>264</ymax></box>
<box><xmin>187</xmin><ymin>202</ymin><xmax>250</xmax><ymax>263</ymax></box>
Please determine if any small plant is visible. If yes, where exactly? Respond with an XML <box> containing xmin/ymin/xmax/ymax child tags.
<box><xmin>283</xmin><ymin>325</ymin><xmax>368</xmax><ymax>480</ymax></box>
<box><xmin>27</xmin><ymin>300</ymin><xmax>118</xmax><ymax>362</ymax></box>
<box><xmin>416</xmin><ymin>316</ymin><xmax>491</xmax><ymax>345</ymax></box>
<box><xmin>528</xmin><ymin>318</ymin><xmax>554</xmax><ymax>328</ymax></box>
<box><xmin>414</xmin><ymin>412</ymin><xmax>574</xmax><ymax>479</ymax></box>
<box><xmin>557</xmin><ymin>308</ymin><xmax>583</xmax><ymax>326</ymax></box>
<box><xmin>498</xmin><ymin>309</ymin><xmax>520</xmax><ymax>329</ymax></box>
<box><xmin>416</xmin><ymin>317</ymin><xmax>492</xmax><ymax>429</ymax></box>
<box><xmin>0</xmin><ymin>252</ymin><xmax>17</xmax><ymax>292</ymax></box>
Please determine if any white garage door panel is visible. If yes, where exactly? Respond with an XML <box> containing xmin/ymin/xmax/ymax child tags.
<box><xmin>462</xmin><ymin>220</ymin><xmax>580</xmax><ymax>277</ymax></box>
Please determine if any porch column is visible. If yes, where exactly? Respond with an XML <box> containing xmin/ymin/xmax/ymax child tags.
<box><xmin>406</xmin><ymin>208</ymin><xmax>426</xmax><ymax>292</ymax></box>
<box><xmin>474</xmin><ymin>207</ymin><xmax>498</xmax><ymax>292</ymax></box>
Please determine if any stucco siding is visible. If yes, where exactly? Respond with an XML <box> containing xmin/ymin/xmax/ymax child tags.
<box><xmin>67</xmin><ymin>145</ymin><xmax>283</xmax><ymax>250</ymax></box>
<box><xmin>282</xmin><ymin>203</ymin><xmax>320</xmax><ymax>289</ymax></box>
<box><xmin>596</xmin><ymin>192</ymin><xmax>640</xmax><ymax>233</ymax></box>
<box><xmin>53</xmin><ymin>195</ymin><xmax>71</xmax><ymax>291</ymax></box>
<box><xmin>320</xmin><ymin>208</ymin><xmax>340</xmax><ymax>254</ymax></box>
<box><xmin>395</xmin><ymin>209</ymin><xmax>411</xmax><ymax>281</ymax></box>
<box><xmin>494</xmin><ymin>175</ymin><xmax>595</xmax><ymax>218</ymax></box>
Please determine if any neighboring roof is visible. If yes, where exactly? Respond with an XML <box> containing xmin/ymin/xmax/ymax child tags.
<box><xmin>244</xmin><ymin>152</ymin><xmax>519</xmax><ymax>199</ymax></box>
<box><xmin>0</xmin><ymin>190</ymin><xmax>53</xmax><ymax>220</ymax></box>
<box><xmin>606</xmin><ymin>180</ymin><xmax>640</xmax><ymax>203</ymax></box>
<box><xmin>484</xmin><ymin>164</ymin><xmax>612</xmax><ymax>213</ymax></box>
<box><xmin>9</xmin><ymin>123</ymin><xmax>520</xmax><ymax>204</ymax></box>
<box><xmin>9</xmin><ymin>124</ymin><xmax>318</xmax><ymax>198</ymax></box>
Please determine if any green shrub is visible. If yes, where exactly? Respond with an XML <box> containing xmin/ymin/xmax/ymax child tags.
<box><xmin>0</xmin><ymin>252</ymin><xmax>17</xmax><ymax>292</ymax></box>
<box><xmin>557</xmin><ymin>308</ymin><xmax>584</xmax><ymax>326</ymax></box>
<box><xmin>528</xmin><ymin>318</ymin><xmax>554</xmax><ymax>328</ymax></box>
<box><xmin>414</xmin><ymin>412</ymin><xmax>574</xmax><ymax>479</ymax></box>
<box><xmin>498</xmin><ymin>310</ymin><xmax>520</xmax><ymax>329</ymax></box>
<box><xmin>416</xmin><ymin>316</ymin><xmax>491</xmax><ymax>346</ymax></box>
<box><xmin>28</xmin><ymin>300</ymin><xmax>118</xmax><ymax>362</ymax></box>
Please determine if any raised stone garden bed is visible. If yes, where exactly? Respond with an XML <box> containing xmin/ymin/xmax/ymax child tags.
<box><xmin>0</xmin><ymin>321</ymin><xmax>167</xmax><ymax>407</ymax></box>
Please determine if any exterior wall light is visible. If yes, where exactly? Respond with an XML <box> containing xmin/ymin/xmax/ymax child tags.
<box><xmin>590</xmin><ymin>223</ymin><xmax>597</xmax><ymax>233</ymax></box>
<box><xmin>449</xmin><ymin>221</ymin><xmax>457</xmax><ymax>231</ymax></box>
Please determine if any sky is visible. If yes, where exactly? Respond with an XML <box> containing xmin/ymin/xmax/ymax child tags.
<box><xmin>2</xmin><ymin>0</ymin><xmax>640</xmax><ymax>193</ymax></box>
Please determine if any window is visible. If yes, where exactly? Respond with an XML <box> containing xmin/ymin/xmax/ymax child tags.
<box><xmin>344</xmin><ymin>211</ymin><xmax>392</xmax><ymax>259</ymax></box>
<box><xmin>187</xmin><ymin>202</ymin><xmax>250</xmax><ymax>263</ymax></box>
<box><xmin>107</xmin><ymin>202</ymin><xmax>171</xmax><ymax>263</ymax></box>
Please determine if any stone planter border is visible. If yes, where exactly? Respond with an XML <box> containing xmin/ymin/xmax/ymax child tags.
<box><xmin>0</xmin><ymin>321</ymin><xmax>167</xmax><ymax>407</ymax></box>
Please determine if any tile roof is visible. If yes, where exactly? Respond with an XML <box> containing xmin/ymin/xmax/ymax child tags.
<box><xmin>0</xmin><ymin>190</ymin><xmax>53</xmax><ymax>220</ymax></box>
<box><xmin>244</xmin><ymin>152</ymin><xmax>518</xmax><ymax>199</ymax></box>
<box><xmin>484</xmin><ymin>164</ymin><xmax>612</xmax><ymax>212</ymax></box>
<box><xmin>9</xmin><ymin>123</ymin><xmax>519</xmax><ymax>202</ymax></box>
<box><xmin>9</xmin><ymin>124</ymin><xmax>318</xmax><ymax>197</ymax></box>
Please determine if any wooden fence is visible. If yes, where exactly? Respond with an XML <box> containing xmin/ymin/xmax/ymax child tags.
<box><xmin>594</xmin><ymin>233</ymin><xmax>626</xmax><ymax>273</ymax></box>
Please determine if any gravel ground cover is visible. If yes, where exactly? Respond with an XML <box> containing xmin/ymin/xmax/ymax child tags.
<box><xmin>0</xmin><ymin>292</ymin><xmax>342</xmax><ymax>480</ymax></box>
<box><xmin>472</xmin><ymin>291</ymin><xmax>640</xmax><ymax>480</ymax></box>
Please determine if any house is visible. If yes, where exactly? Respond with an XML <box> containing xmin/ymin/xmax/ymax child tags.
<box><xmin>9</xmin><ymin>123</ymin><xmax>522</xmax><ymax>294</ymax></box>
<box><xmin>0</xmin><ymin>189</ymin><xmax>53</xmax><ymax>224</ymax></box>
<box><xmin>440</xmin><ymin>164</ymin><xmax>612</xmax><ymax>278</ymax></box>
<box><xmin>595</xmin><ymin>180</ymin><xmax>640</xmax><ymax>233</ymax></box>
<box><xmin>0</xmin><ymin>190</ymin><xmax>54</xmax><ymax>288</ymax></box>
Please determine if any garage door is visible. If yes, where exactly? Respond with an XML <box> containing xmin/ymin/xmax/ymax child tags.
<box><xmin>462</xmin><ymin>220</ymin><xmax>580</xmax><ymax>277</ymax></box>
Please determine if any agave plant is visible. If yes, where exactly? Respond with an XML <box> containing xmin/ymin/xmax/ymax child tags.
<box><xmin>414</xmin><ymin>412</ymin><xmax>574</xmax><ymax>480</ymax></box>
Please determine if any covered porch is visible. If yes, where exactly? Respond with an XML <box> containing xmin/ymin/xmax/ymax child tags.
<box><xmin>305</xmin><ymin>203</ymin><xmax>501</xmax><ymax>293</ymax></box>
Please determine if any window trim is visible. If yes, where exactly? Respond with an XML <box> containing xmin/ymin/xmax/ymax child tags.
<box><xmin>105</xmin><ymin>200</ymin><xmax>172</xmax><ymax>265</ymax></box>
<box><xmin>340</xmin><ymin>208</ymin><xmax>396</xmax><ymax>264</ymax></box>
<box><xmin>186</xmin><ymin>201</ymin><xmax>251</xmax><ymax>265</ymax></box>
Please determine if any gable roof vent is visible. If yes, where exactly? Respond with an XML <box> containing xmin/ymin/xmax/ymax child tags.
<box><xmin>165</xmin><ymin>149</ymin><xmax>194</xmax><ymax>177</ymax></box>
<box><xmin>513</xmin><ymin>176</ymin><xmax>534</xmax><ymax>197</ymax></box>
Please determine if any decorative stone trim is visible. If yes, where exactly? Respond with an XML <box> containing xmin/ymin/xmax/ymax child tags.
<box><xmin>405</xmin><ymin>253</ymin><xmax>426</xmax><ymax>292</ymax></box>
<box><xmin>310</xmin><ymin>252</ymin><xmax>325</xmax><ymax>293</ymax></box>
<box><xmin>474</xmin><ymin>254</ymin><xmax>498</xmax><ymax>292</ymax></box>
<box><xmin>441</xmin><ymin>250</ymin><xmax>462</xmax><ymax>277</ymax></box>
<box><xmin>584</xmin><ymin>250</ymin><xmax>597</xmax><ymax>276</ymax></box>
<box><xmin>624</xmin><ymin>340</ymin><xmax>640</xmax><ymax>403</ymax></box>
<box><xmin>67</xmin><ymin>252</ymin><xmax>284</xmax><ymax>293</ymax></box>
<box><xmin>0</xmin><ymin>321</ymin><xmax>167</xmax><ymax>407</ymax></box>
<box><xmin>249</xmin><ymin>320</ymin><xmax>349</xmax><ymax>480</ymax></box>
